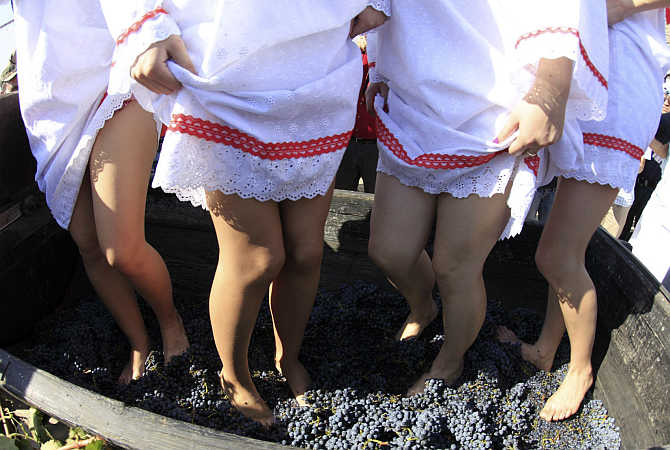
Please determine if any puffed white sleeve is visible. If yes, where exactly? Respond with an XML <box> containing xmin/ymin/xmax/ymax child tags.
<box><xmin>508</xmin><ymin>0</ymin><xmax>609</xmax><ymax>122</ymax></box>
<box><xmin>367</xmin><ymin>0</ymin><xmax>391</xmax><ymax>17</ymax></box>
<box><xmin>99</xmin><ymin>1</ymin><xmax>181</xmax><ymax>96</ymax></box>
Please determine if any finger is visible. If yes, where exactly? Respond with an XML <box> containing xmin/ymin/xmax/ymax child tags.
<box><xmin>349</xmin><ymin>17</ymin><xmax>359</xmax><ymax>39</ymax></box>
<box><xmin>146</xmin><ymin>62</ymin><xmax>182</xmax><ymax>92</ymax></box>
<box><xmin>167</xmin><ymin>36</ymin><xmax>197</xmax><ymax>74</ymax></box>
<box><xmin>365</xmin><ymin>87</ymin><xmax>377</xmax><ymax>116</ymax></box>
<box><xmin>507</xmin><ymin>137</ymin><xmax>530</xmax><ymax>156</ymax></box>
<box><xmin>134</xmin><ymin>75</ymin><xmax>173</xmax><ymax>95</ymax></box>
<box><xmin>495</xmin><ymin>116</ymin><xmax>519</xmax><ymax>144</ymax></box>
<box><xmin>381</xmin><ymin>85</ymin><xmax>389</xmax><ymax>113</ymax></box>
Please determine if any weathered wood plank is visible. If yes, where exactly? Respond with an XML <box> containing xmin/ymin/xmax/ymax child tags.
<box><xmin>0</xmin><ymin>350</ymin><xmax>292</xmax><ymax>450</ymax></box>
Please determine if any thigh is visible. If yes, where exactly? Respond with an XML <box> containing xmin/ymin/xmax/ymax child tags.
<box><xmin>89</xmin><ymin>100</ymin><xmax>158</xmax><ymax>245</ymax></box>
<box><xmin>370</xmin><ymin>172</ymin><xmax>436</xmax><ymax>260</ymax></box>
<box><xmin>279</xmin><ymin>183</ymin><xmax>335</xmax><ymax>251</ymax></box>
<box><xmin>206</xmin><ymin>190</ymin><xmax>284</xmax><ymax>259</ymax></box>
<box><xmin>540</xmin><ymin>177</ymin><xmax>618</xmax><ymax>256</ymax></box>
<box><xmin>433</xmin><ymin>192</ymin><xmax>510</xmax><ymax>267</ymax></box>
<box><xmin>68</xmin><ymin>171</ymin><xmax>99</xmax><ymax>252</ymax></box>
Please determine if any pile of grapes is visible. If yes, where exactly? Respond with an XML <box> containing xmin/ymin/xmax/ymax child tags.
<box><xmin>19</xmin><ymin>281</ymin><xmax>620</xmax><ymax>449</ymax></box>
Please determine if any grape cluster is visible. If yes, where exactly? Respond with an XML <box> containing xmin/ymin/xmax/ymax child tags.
<box><xmin>19</xmin><ymin>280</ymin><xmax>621</xmax><ymax>449</ymax></box>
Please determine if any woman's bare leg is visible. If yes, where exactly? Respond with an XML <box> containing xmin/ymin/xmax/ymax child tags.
<box><xmin>207</xmin><ymin>191</ymin><xmax>285</xmax><ymax>426</ymax></box>
<box><xmin>269</xmin><ymin>184</ymin><xmax>334</xmax><ymax>405</ymax></box>
<box><xmin>531</xmin><ymin>177</ymin><xmax>617</xmax><ymax>421</ymax></box>
<box><xmin>69</xmin><ymin>172</ymin><xmax>150</xmax><ymax>384</ymax></box>
<box><xmin>89</xmin><ymin>100</ymin><xmax>188</xmax><ymax>363</ymax></box>
<box><xmin>408</xmin><ymin>190</ymin><xmax>510</xmax><ymax>395</ymax></box>
<box><xmin>369</xmin><ymin>173</ymin><xmax>439</xmax><ymax>341</ymax></box>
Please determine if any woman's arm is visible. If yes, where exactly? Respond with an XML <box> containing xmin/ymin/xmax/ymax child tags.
<box><xmin>607</xmin><ymin>0</ymin><xmax>670</xmax><ymax>25</ymax></box>
<box><xmin>497</xmin><ymin>57</ymin><xmax>574</xmax><ymax>156</ymax></box>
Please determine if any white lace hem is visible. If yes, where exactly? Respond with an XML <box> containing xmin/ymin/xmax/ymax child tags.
<box><xmin>108</xmin><ymin>11</ymin><xmax>181</xmax><ymax>98</ymax></box>
<box><xmin>549</xmin><ymin>143</ymin><xmax>640</xmax><ymax>194</ymax></box>
<box><xmin>367</xmin><ymin>0</ymin><xmax>391</xmax><ymax>17</ymax></box>
<box><xmin>377</xmin><ymin>145</ymin><xmax>541</xmax><ymax>240</ymax></box>
<box><xmin>51</xmin><ymin>92</ymin><xmax>133</xmax><ymax>229</ymax></box>
<box><xmin>152</xmin><ymin>132</ymin><xmax>346</xmax><ymax>208</ymax></box>
<box><xmin>514</xmin><ymin>32</ymin><xmax>608</xmax><ymax>123</ymax></box>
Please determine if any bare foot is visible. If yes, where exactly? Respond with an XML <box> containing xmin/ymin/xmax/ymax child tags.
<box><xmin>276</xmin><ymin>360</ymin><xmax>312</xmax><ymax>407</ymax></box>
<box><xmin>496</xmin><ymin>326</ymin><xmax>554</xmax><ymax>372</ymax></box>
<box><xmin>160</xmin><ymin>312</ymin><xmax>190</xmax><ymax>363</ymax></box>
<box><xmin>540</xmin><ymin>365</ymin><xmax>593</xmax><ymax>421</ymax></box>
<box><xmin>219</xmin><ymin>372</ymin><xmax>275</xmax><ymax>428</ymax></box>
<box><xmin>395</xmin><ymin>301</ymin><xmax>439</xmax><ymax>341</ymax></box>
<box><xmin>406</xmin><ymin>360</ymin><xmax>464</xmax><ymax>396</ymax></box>
<box><xmin>118</xmin><ymin>347</ymin><xmax>150</xmax><ymax>384</ymax></box>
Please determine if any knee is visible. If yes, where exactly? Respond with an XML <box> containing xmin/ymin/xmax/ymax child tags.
<box><xmin>72</xmin><ymin>231</ymin><xmax>105</xmax><ymax>266</ymax></box>
<box><xmin>233</xmin><ymin>245</ymin><xmax>286</xmax><ymax>286</ymax></box>
<box><xmin>535</xmin><ymin>243</ymin><xmax>582</xmax><ymax>287</ymax></box>
<box><xmin>368</xmin><ymin>236</ymin><xmax>404</xmax><ymax>275</ymax></box>
<box><xmin>284</xmin><ymin>241</ymin><xmax>323</xmax><ymax>274</ymax></box>
<box><xmin>432</xmin><ymin>248</ymin><xmax>483</xmax><ymax>286</ymax></box>
<box><xmin>102</xmin><ymin>235</ymin><xmax>147</xmax><ymax>275</ymax></box>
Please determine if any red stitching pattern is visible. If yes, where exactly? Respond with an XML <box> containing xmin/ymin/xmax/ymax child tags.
<box><xmin>524</xmin><ymin>155</ymin><xmax>540</xmax><ymax>177</ymax></box>
<box><xmin>116</xmin><ymin>7</ymin><xmax>169</xmax><ymax>45</ymax></box>
<box><xmin>167</xmin><ymin>114</ymin><xmax>352</xmax><ymax>160</ymax></box>
<box><xmin>375</xmin><ymin>116</ymin><xmax>504</xmax><ymax>169</ymax></box>
<box><xmin>583</xmin><ymin>133</ymin><xmax>644</xmax><ymax>160</ymax></box>
<box><xmin>515</xmin><ymin>27</ymin><xmax>607</xmax><ymax>89</ymax></box>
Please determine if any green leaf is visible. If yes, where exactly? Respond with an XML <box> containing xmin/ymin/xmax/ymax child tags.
<box><xmin>39</xmin><ymin>440</ymin><xmax>63</xmax><ymax>450</ymax></box>
<box><xmin>67</xmin><ymin>427</ymin><xmax>88</xmax><ymax>441</ymax></box>
<box><xmin>0</xmin><ymin>436</ymin><xmax>18</xmax><ymax>450</ymax></box>
<box><xmin>84</xmin><ymin>440</ymin><xmax>104</xmax><ymax>450</ymax></box>
<box><xmin>28</xmin><ymin>408</ymin><xmax>49</xmax><ymax>444</ymax></box>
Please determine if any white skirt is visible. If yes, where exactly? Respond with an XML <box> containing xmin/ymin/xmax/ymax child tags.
<box><xmin>370</xmin><ymin>0</ymin><xmax>608</xmax><ymax>238</ymax></box>
<box><xmin>548</xmin><ymin>16</ymin><xmax>665</xmax><ymax>203</ymax></box>
<box><xmin>13</xmin><ymin>0</ymin><xmax>134</xmax><ymax>229</ymax></box>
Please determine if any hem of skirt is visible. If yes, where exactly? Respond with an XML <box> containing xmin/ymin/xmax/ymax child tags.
<box><xmin>153</xmin><ymin>183</ymin><xmax>336</xmax><ymax>210</ymax></box>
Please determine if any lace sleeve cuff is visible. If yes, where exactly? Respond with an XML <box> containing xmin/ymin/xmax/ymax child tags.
<box><xmin>107</xmin><ymin>7</ymin><xmax>181</xmax><ymax>96</ymax></box>
<box><xmin>368</xmin><ymin>0</ymin><xmax>391</xmax><ymax>17</ymax></box>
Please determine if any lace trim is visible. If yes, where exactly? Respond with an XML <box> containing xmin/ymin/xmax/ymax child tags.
<box><xmin>524</xmin><ymin>155</ymin><xmax>540</xmax><ymax>176</ymax></box>
<box><xmin>550</xmin><ymin>144</ymin><xmax>640</xmax><ymax>193</ymax></box>
<box><xmin>582</xmin><ymin>133</ymin><xmax>644</xmax><ymax>160</ymax></box>
<box><xmin>367</xmin><ymin>0</ymin><xmax>391</xmax><ymax>17</ymax></box>
<box><xmin>153</xmin><ymin>132</ymin><xmax>345</xmax><ymax>208</ymax></box>
<box><xmin>116</xmin><ymin>7</ymin><xmax>169</xmax><ymax>45</ymax></box>
<box><xmin>168</xmin><ymin>114</ymin><xmax>353</xmax><ymax>160</ymax></box>
<box><xmin>515</xmin><ymin>27</ymin><xmax>607</xmax><ymax>89</ymax></box>
<box><xmin>377</xmin><ymin>149</ymin><xmax>539</xmax><ymax>240</ymax></box>
<box><xmin>53</xmin><ymin>92</ymin><xmax>133</xmax><ymax>229</ymax></box>
<box><xmin>375</xmin><ymin>115</ymin><xmax>504</xmax><ymax>169</ymax></box>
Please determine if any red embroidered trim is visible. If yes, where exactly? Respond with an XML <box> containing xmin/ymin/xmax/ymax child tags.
<box><xmin>116</xmin><ymin>7</ymin><xmax>169</xmax><ymax>45</ymax></box>
<box><xmin>167</xmin><ymin>114</ymin><xmax>352</xmax><ymax>160</ymax></box>
<box><xmin>583</xmin><ymin>133</ymin><xmax>644</xmax><ymax>160</ymax></box>
<box><xmin>515</xmin><ymin>27</ymin><xmax>607</xmax><ymax>89</ymax></box>
<box><xmin>524</xmin><ymin>155</ymin><xmax>540</xmax><ymax>177</ymax></box>
<box><xmin>376</xmin><ymin>116</ymin><xmax>504</xmax><ymax>169</ymax></box>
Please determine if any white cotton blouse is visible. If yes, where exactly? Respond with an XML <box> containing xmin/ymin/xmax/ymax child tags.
<box><xmin>550</xmin><ymin>10</ymin><xmax>670</xmax><ymax>206</ymax></box>
<box><xmin>103</xmin><ymin>0</ymin><xmax>390</xmax><ymax>208</ymax></box>
<box><xmin>367</xmin><ymin>0</ymin><xmax>609</xmax><ymax>238</ymax></box>
<box><xmin>11</xmin><ymin>1</ymin><xmax>134</xmax><ymax>229</ymax></box>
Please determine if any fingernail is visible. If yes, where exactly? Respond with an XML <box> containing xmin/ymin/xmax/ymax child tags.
<box><xmin>493</xmin><ymin>138</ymin><xmax>499</xmax><ymax>144</ymax></box>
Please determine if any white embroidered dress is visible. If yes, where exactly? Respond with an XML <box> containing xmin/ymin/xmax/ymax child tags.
<box><xmin>104</xmin><ymin>1</ymin><xmax>390</xmax><ymax>208</ymax></box>
<box><xmin>549</xmin><ymin>11</ymin><xmax>670</xmax><ymax>207</ymax></box>
<box><xmin>368</xmin><ymin>0</ymin><xmax>609</xmax><ymax>238</ymax></box>
<box><xmin>10</xmin><ymin>0</ymin><xmax>134</xmax><ymax>229</ymax></box>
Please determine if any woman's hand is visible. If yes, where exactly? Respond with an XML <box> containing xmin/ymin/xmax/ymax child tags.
<box><xmin>130</xmin><ymin>35</ymin><xmax>196</xmax><ymax>94</ymax></box>
<box><xmin>365</xmin><ymin>82</ymin><xmax>389</xmax><ymax>116</ymax></box>
<box><xmin>350</xmin><ymin>6</ymin><xmax>388</xmax><ymax>38</ymax></box>
<box><xmin>497</xmin><ymin>57</ymin><xmax>573</xmax><ymax>157</ymax></box>
<box><xmin>607</xmin><ymin>0</ymin><xmax>670</xmax><ymax>26</ymax></box>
